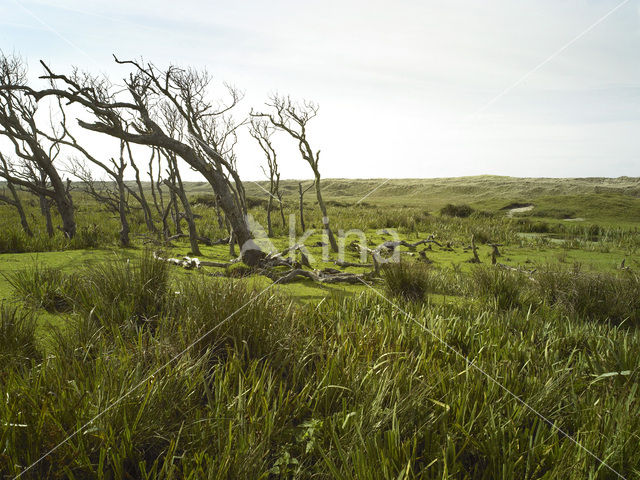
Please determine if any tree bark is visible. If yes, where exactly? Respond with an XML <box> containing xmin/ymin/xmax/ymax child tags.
<box><xmin>38</xmin><ymin>193</ymin><xmax>54</xmax><ymax>237</ymax></box>
<box><xmin>266</xmin><ymin>194</ymin><xmax>273</xmax><ymax>237</ymax></box>
<box><xmin>163</xmin><ymin>168</ymin><xmax>201</xmax><ymax>256</ymax></box>
<box><xmin>117</xmin><ymin>177</ymin><xmax>130</xmax><ymax>247</ymax></box>
<box><xmin>313</xmin><ymin>172</ymin><xmax>338</xmax><ymax>251</ymax></box>
<box><xmin>298</xmin><ymin>183</ymin><xmax>306</xmax><ymax>232</ymax></box>
<box><xmin>3</xmin><ymin>182</ymin><xmax>32</xmax><ymax>236</ymax></box>
<box><xmin>278</xmin><ymin>193</ymin><xmax>286</xmax><ymax>229</ymax></box>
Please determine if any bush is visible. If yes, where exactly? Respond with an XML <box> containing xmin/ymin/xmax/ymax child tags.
<box><xmin>440</xmin><ymin>203</ymin><xmax>474</xmax><ymax>218</ymax></box>
<box><xmin>382</xmin><ymin>261</ymin><xmax>432</xmax><ymax>302</ymax></box>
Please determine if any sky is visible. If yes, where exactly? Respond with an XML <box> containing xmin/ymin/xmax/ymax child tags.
<box><xmin>0</xmin><ymin>0</ymin><xmax>639</xmax><ymax>181</ymax></box>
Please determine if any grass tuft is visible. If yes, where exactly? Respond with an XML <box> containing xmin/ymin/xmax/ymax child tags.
<box><xmin>0</xmin><ymin>304</ymin><xmax>41</xmax><ymax>370</ymax></box>
<box><xmin>382</xmin><ymin>261</ymin><xmax>432</xmax><ymax>302</ymax></box>
<box><xmin>4</xmin><ymin>263</ymin><xmax>73</xmax><ymax>312</ymax></box>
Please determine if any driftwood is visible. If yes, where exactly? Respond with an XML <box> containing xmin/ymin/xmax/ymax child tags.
<box><xmin>153</xmin><ymin>252</ymin><xmax>201</xmax><ymax>269</ymax></box>
<box><xmin>154</xmin><ymin>248</ymin><xmax>379</xmax><ymax>285</ymax></box>
<box><xmin>467</xmin><ymin>235</ymin><xmax>481</xmax><ymax>263</ymax></box>
<box><xmin>264</xmin><ymin>268</ymin><xmax>373</xmax><ymax>285</ymax></box>
<box><xmin>334</xmin><ymin>259</ymin><xmax>373</xmax><ymax>268</ymax></box>
<box><xmin>260</xmin><ymin>244</ymin><xmax>310</xmax><ymax>269</ymax></box>
<box><xmin>167</xmin><ymin>233</ymin><xmax>220</xmax><ymax>246</ymax></box>
<box><xmin>153</xmin><ymin>252</ymin><xmax>234</xmax><ymax>269</ymax></box>
<box><xmin>376</xmin><ymin>235</ymin><xmax>442</xmax><ymax>252</ymax></box>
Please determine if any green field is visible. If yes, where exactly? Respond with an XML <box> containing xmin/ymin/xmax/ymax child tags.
<box><xmin>1</xmin><ymin>176</ymin><xmax>640</xmax><ymax>479</ymax></box>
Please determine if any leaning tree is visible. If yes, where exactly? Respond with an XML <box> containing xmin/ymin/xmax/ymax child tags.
<box><xmin>1</xmin><ymin>56</ymin><xmax>265</xmax><ymax>264</ymax></box>
<box><xmin>252</xmin><ymin>95</ymin><xmax>338</xmax><ymax>252</ymax></box>
<box><xmin>0</xmin><ymin>53</ymin><xmax>76</xmax><ymax>238</ymax></box>
<box><xmin>0</xmin><ymin>152</ymin><xmax>32</xmax><ymax>236</ymax></box>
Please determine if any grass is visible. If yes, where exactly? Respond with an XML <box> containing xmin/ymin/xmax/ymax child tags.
<box><xmin>1</xmin><ymin>176</ymin><xmax>640</xmax><ymax>478</ymax></box>
<box><xmin>0</xmin><ymin>304</ymin><xmax>41</xmax><ymax>371</ymax></box>
<box><xmin>2</xmin><ymin>253</ymin><xmax>640</xmax><ymax>478</ymax></box>
<box><xmin>382</xmin><ymin>261</ymin><xmax>434</xmax><ymax>301</ymax></box>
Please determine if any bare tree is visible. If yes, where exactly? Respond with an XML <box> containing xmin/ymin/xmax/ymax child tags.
<box><xmin>0</xmin><ymin>153</ymin><xmax>32</xmax><ymax>236</ymax></box>
<box><xmin>147</xmin><ymin>146</ymin><xmax>173</xmax><ymax>240</ymax></box>
<box><xmin>124</xmin><ymin>142</ymin><xmax>158</xmax><ymax>236</ymax></box>
<box><xmin>68</xmin><ymin>143</ymin><xmax>131</xmax><ymax>247</ymax></box>
<box><xmin>159</xmin><ymin>105</ymin><xmax>203</xmax><ymax>254</ymax></box>
<box><xmin>163</xmin><ymin>151</ymin><xmax>202</xmax><ymax>255</ymax></box>
<box><xmin>252</xmin><ymin>95</ymin><xmax>338</xmax><ymax>251</ymax></box>
<box><xmin>2</xmin><ymin>57</ymin><xmax>265</xmax><ymax>264</ymax></box>
<box><xmin>298</xmin><ymin>180</ymin><xmax>315</xmax><ymax>233</ymax></box>
<box><xmin>0</xmin><ymin>54</ymin><xmax>76</xmax><ymax>238</ymax></box>
<box><xmin>249</xmin><ymin>118</ymin><xmax>284</xmax><ymax>237</ymax></box>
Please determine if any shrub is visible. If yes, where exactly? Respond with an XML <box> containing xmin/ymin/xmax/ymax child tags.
<box><xmin>382</xmin><ymin>261</ymin><xmax>432</xmax><ymax>302</ymax></box>
<box><xmin>440</xmin><ymin>203</ymin><xmax>474</xmax><ymax>218</ymax></box>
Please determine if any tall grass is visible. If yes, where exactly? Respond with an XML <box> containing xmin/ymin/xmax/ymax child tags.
<box><xmin>0</xmin><ymin>304</ymin><xmax>41</xmax><ymax>371</ymax></box>
<box><xmin>3</xmin><ymin>265</ymin><xmax>640</xmax><ymax>478</ymax></box>
<box><xmin>533</xmin><ymin>266</ymin><xmax>640</xmax><ymax>324</ymax></box>
<box><xmin>468</xmin><ymin>265</ymin><xmax>527</xmax><ymax>310</ymax></box>
<box><xmin>382</xmin><ymin>261</ymin><xmax>433</xmax><ymax>302</ymax></box>
<box><xmin>4</xmin><ymin>263</ymin><xmax>74</xmax><ymax>312</ymax></box>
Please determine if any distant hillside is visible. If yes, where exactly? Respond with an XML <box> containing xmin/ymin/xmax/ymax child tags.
<box><xmin>185</xmin><ymin>174</ymin><xmax>639</xmax><ymax>202</ymax></box>
<box><xmin>185</xmin><ymin>175</ymin><xmax>640</xmax><ymax>224</ymax></box>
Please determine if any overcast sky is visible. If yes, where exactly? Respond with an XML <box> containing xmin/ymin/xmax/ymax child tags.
<box><xmin>1</xmin><ymin>0</ymin><xmax>639</xmax><ymax>180</ymax></box>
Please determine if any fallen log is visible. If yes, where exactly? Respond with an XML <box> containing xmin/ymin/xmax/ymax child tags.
<box><xmin>334</xmin><ymin>259</ymin><xmax>373</xmax><ymax>268</ymax></box>
<box><xmin>154</xmin><ymin>252</ymin><xmax>234</xmax><ymax>269</ymax></box>
<box><xmin>375</xmin><ymin>235</ymin><xmax>442</xmax><ymax>252</ymax></box>
<box><xmin>154</xmin><ymin>250</ymin><xmax>379</xmax><ymax>285</ymax></box>
<box><xmin>265</xmin><ymin>268</ymin><xmax>373</xmax><ymax>285</ymax></box>
<box><xmin>166</xmin><ymin>233</ymin><xmax>225</xmax><ymax>246</ymax></box>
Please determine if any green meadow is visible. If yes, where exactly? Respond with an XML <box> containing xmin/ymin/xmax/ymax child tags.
<box><xmin>1</xmin><ymin>176</ymin><xmax>640</xmax><ymax>479</ymax></box>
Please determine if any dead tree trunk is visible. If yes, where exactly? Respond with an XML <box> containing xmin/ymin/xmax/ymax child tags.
<box><xmin>164</xmin><ymin>151</ymin><xmax>201</xmax><ymax>255</ymax></box>
<box><xmin>313</xmin><ymin>169</ymin><xmax>338</xmax><ymax>251</ymax></box>
<box><xmin>278</xmin><ymin>191</ymin><xmax>286</xmax><ymax>229</ymax></box>
<box><xmin>0</xmin><ymin>155</ymin><xmax>32</xmax><ymax>236</ymax></box>
<box><xmin>127</xmin><ymin>147</ymin><xmax>158</xmax><ymax>236</ymax></box>
<box><xmin>266</xmin><ymin>194</ymin><xmax>274</xmax><ymax>237</ymax></box>
<box><xmin>252</xmin><ymin>96</ymin><xmax>338</xmax><ymax>251</ymax></box>
<box><xmin>249</xmin><ymin>118</ymin><xmax>283</xmax><ymax>238</ymax></box>
<box><xmin>0</xmin><ymin>181</ymin><xmax>32</xmax><ymax>236</ymax></box>
<box><xmin>117</xmin><ymin>177</ymin><xmax>130</xmax><ymax>247</ymax></box>
<box><xmin>298</xmin><ymin>181</ymin><xmax>314</xmax><ymax>233</ymax></box>
<box><xmin>38</xmin><ymin>192</ymin><xmax>54</xmax><ymax>237</ymax></box>
<box><xmin>0</xmin><ymin>55</ymin><xmax>76</xmax><ymax>238</ymax></box>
